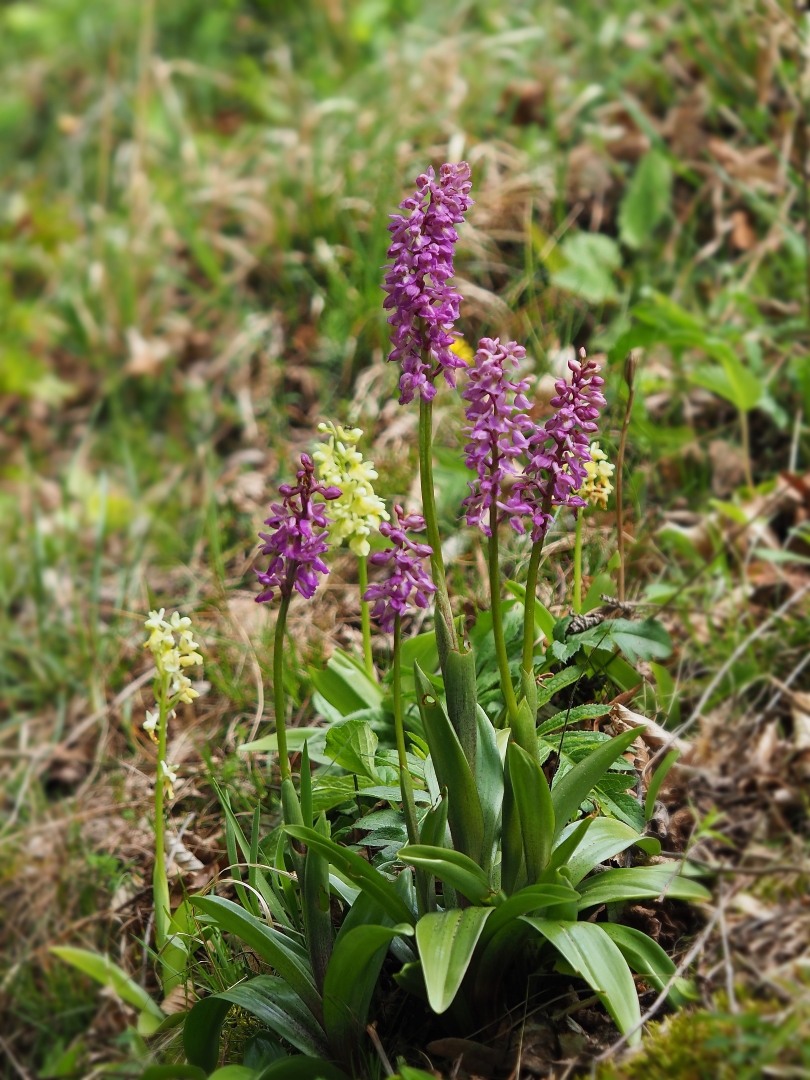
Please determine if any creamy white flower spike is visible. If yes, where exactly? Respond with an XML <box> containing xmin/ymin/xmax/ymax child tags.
<box><xmin>313</xmin><ymin>422</ymin><xmax>389</xmax><ymax>557</ymax></box>
<box><xmin>144</xmin><ymin>609</ymin><xmax>203</xmax><ymax>700</ymax></box>
<box><xmin>579</xmin><ymin>442</ymin><xmax>615</xmax><ymax>509</ymax></box>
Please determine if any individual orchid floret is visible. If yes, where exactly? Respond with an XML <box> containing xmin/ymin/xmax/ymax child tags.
<box><xmin>160</xmin><ymin>760</ymin><xmax>178</xmax><ymax>799</ymax></box>
<box><xmin>382</xmin><ymin>162</ymin><xmax>474</xmax><ymax>404</ymax></box>
<box><xmin>363</xmin><ymin>505</ymin><xmax>437</xmax><ymax>632</ymax></box>
<box><xmin>144</xmin><ymin>609</ymin><xmax>204</xmax><ymax>692</ymax></box>
<box><xmin>461</xmin><ymin>338</ymin><xmax>534</xmax><ymax>536</ymax></box>
<box><xmin>143</xmin><ymin>709</ymin><xmax>159</xmax><ymax>743</ymax></box>
<box><xmin>580</xmin><ymin>442</ymin><xmax>615</xmax><ymax>509</ymax></box>
<box><xmin>510</xmin><ymin>349</ymin><xmax>606</xmax><ymax>542</ymax></box>
<box><xmin>313</xmin><ymin>422</ymin><xmax>389</xmax><ymax>557</ymax></box>
<box><xmin>255</xmin><ymin>453</ymin><xmax>342</xmax><ymax>603</ymax></box>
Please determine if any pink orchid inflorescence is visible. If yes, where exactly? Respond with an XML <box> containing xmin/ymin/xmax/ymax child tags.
<box><xmin>512</xmin><ymin>349</ymin><xmax>606</xmax><ymax>542</ymax></box>
<box><xmin>255</xmin><ymin>454</ymin><xmax>342</xmax><ymax>603</ymax></box>
<box><xmin>362</xmin><ymin>505</ymin><xmax>437</xmax><ymax>632</ymax></box>
<box><xmin>461</xmin><ymin>338</ymin><xmax>535</xmax><ymax>536</ymax></box>
<box><xmin>382</xmin><ymin>162</ymin><xmax>474</xmax><ymax>405</ymax></box>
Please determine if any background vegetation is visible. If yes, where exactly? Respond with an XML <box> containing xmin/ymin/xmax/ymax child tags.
<box><xmin>2</xmin><ymin>0</ymin><xmax>810</xmax><ymax>1076</ymax></box>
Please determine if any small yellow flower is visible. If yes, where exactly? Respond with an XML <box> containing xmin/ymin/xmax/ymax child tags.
<box><xmin>143</xmin><ymin>709</ymin><xmax>159</xmax><ymax>743</ymax></box>
<box><xmin>450</xmin><ymin>339</ymin><xmax>474</xmax><ymax>364</ymax></box>
<box><xmin>160</xmin><ymin>760</ymin><xmax>178</xmax><ymax>799</ymax></box>
<box><xmin>580</xmin><ymin>442</ymin><xmax>615</xmax><ymax>509</ymax></box>
<box><xmin>144</xmin><ymin>609</ymin><xmax>203</xmax><ymax>688</ymax></box>
<box><xmin>313</xmin><ymin>422</ymin><xmax>389</xmax><ymax>557</ymax></box>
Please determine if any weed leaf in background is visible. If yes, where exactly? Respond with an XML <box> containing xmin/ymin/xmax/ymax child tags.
<box><xmin>619</xmin><ymin>150</ymin><xmax>673</xmax><ymax>249</ymax></box>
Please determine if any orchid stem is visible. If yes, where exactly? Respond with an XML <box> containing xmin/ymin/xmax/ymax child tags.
<box><xmin>419</xmin><ymin>396</ymin><xmax>458</xmax><ymax>660</ymax></box>
<box><xmin>573</xmin><ymin>512</ymin><xmax>583</xmax><ymax>615</ymax></box>
<box><xmin>489</xmin><ymin>503</ymin><xmax>519</xmax><ymax>723</ymax></box>
<box><xmin>394</xmin><ymin>615</ymin><xmax>427</xmax><ymax>915</ymax></box>
<box><xmin>522</xmin><ymin>537</ymin><xmax>546</xmax><ymax>677</ymax></box>
<box><xmin>152</xmin><ymin>673</ymin><xmax>170</xmax><ymax>957</ymax></box>
<box><xmin>273</xmin><ymin>592</ymin><xmax>292</xmax><ymax>783</ymax></box>
<box><xmin>357</xmin><ymin>554</ymin><xmax>375</xmax><ymax>680</ymax></box>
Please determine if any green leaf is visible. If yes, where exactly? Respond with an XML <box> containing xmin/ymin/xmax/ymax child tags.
<box><xmin>604</xmin><ymin>619</ymin><xmax>672</xmax><ymax>665</ymax></box>
<box><xmin>507</xmin><ymin>743</ymin><xmax>555</xmax><ymax>882</ymax></box>
<box><xmin>599</xmin><ymin>923</ymin><xmax>693</xmax><ymax>1004</ymax></box>
<box><xmin>190</xmin><ymin>896</ymin><xmax>321</xmax><ymax>1022</ymax></box>
<box><xmin>536</xmin><ymin>666</ymin><xmax>584</xmax><ymax>708</ymax></box>
<box><xmin>550</xmin><ymin>726</ymin><xmax>640</xmax><ymax>839</ymax></box>
<box><xmin>184</xmin><ymin>976</ymin><xmax>327</xmax><ymax>1063</ymax></box>
<box><xmin>618</xmin><ymin>150</ymin><xmax>673</xmax><ymax>249</ymax></box>
<box><xmin>576</xmin><ymin>865</ymin><xmax>712</xmax><ymax>910</ymax></box>
<box><xmin>323</xmin><ymin>923</ymin><xmax>412</xmax><ymax>1063</ymax></box>
<box><xmin>284</xmin><ymin>826</ymin><xmax>414</xmax><ymax>926</ymax></box>
<box><xmin>209</xmin><ymin>1069</ymin><xmax>254</xmax><ymax>1080</ymax></box>
<box><xmin>690</xmin><ymin>354</ymin><xmax>763</xmax><ymax>414</ymax></box>
<box><xmin>480</xmin><ymin>884</ymin><xmax>581</xmax><ymax>946</ymax></box>
<box><xmin>256</xmin><ymin>1060</ymin><xmax>350</xmax><ymax>1080</ymax></box>
<box><xmin>140</xmin><ymin>1068</ymin><xmax>207</xmax><ymax>1080</ymax></box>
<box><xmin>398</xmin><ymin>845</ymin><xmax>495</xmax><ymax>905</ymax></box>
<box><xmin>475</xmin><ymin>705</ymin><xmax>504</xmax><ymax>867</ymax></box>
<box><xmin>50</xmin><ymin>947</ymin><xmax>163</xmax><ymax>1031</ymax></box>
<box><xmin>414</xmin><ymin>663</ymin><xmax>484</xmax><ymax>864</ymax></box>
<box><xmin>311</xmin><ymin>650</ymin><xmax>383</xmax><ymax>716</ymax></box>
<box><xmin>240</xmin><ymin>728</ymin><xmax>327</xmax><ymax>757</ymax></box>
<box><xmin>324</xmin><ymin>718</ymin><xmax>379</xmax><ymax>781</ymax></box>
<box><xmin>537</xmin><ymin>704</ymin><xmax>611</xmax><ymax>737</ymax></box>
<box><xmin>551</xmin><ymin>233</ymin><xmax>620</xmax><ymax>304</ymax></box>
<box><xmin>415</xmin><ymin>908</ymin><xmax>493</xmax><ymax>1014</ymax></box>
<box><xmin>504</xmin><ymin>581</ymin><xmax>556</xmax><ymax>641</ymax></box>
<box><xmin>645</xmin><ymin>750</ymin><xmax>680</xmax><ymax>820</ymax></box>
<box><xmin>554</xmin><ymin>817</ymin><xmax>647</xmax><ymax>884</ymax></box>
<box><xmin>522</xmin><ymin>920</ymin><xmax>641</xmax><ymax>1043</ymax></box>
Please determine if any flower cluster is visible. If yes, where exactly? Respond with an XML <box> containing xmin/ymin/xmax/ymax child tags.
<box><xmin>382</xmin><ymin>162</ymin><xmax>474</xmax><ymax>404</ymax></box>
<box><xmin>580</xmin><ymin>442</ymin><xmax>615</xmax><ymax>509</ymax></box>
<box><xmin>363</xmin><ymin>506</ymin><xmax>436</xmax><ymax>632</ymax></box>
<box><xmin>512</xmin><ymin>350</ymin><xmax>606</xmax><ymax>541</ymax></box>
<box><xmin>312</xmin><ymin>422</ymin><xmax>389</xmax><ymax>557</ymax></box>
<box><xmin>255</xmin><ymin>455</ymin><xmax>342</xmax><ymax>603</ymax></box>
<box><xmin>144</xmin><ymin>609</ymin><xmax>203</xmax><ymax>705</ymax></box>
<box><xmin>461</xmin><ymin>338</ymin><xmax>534</xmax><ymax>536</ymax></box>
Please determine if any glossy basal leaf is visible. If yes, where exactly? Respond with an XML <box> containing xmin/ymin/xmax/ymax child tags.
<box><xmin>548</xmin><ymin>816</ymin><xmax>593</xmax><ymax>871</ymax></box>
<box><xmin>414</xmin><ymin>662</ymin><xmax>484</xmax><ymax>863</ymax></box>
<box><xmin>536</xmin><ymin>704</ymin><xmax>611</xmax><ymax>737</ymax></box>
<box><xmin>284</xmin><ymin>826</ymin><xmax>414</xmax><ymax>925</ymax></box>
<box><xmin>645</xmin><ymin>750</ymin><xmax>680</xmax><ymax>820</ymax></box>
<box><xmin>256</xmin><ymin>1059</ymin><xmax>350</xmax><ymax>1080</ymax></box>
<box><xmin>576</xmin><ymin>865</ymin><xmax>712</xmax><ymax>910</ymax></box>
<box><xmin>398</xmin><ymin>845</ymin><xmax>494</xmax><ymax>905</ymax></box>
<box><xmin>50</xmin><ymin>947</ymin><xmax>164</xmax><ymax>1032</ymax></box>
<box><xmin>522</xmin><ymin>919</ymin><xmax>641</xmax><ymax>1044</ymax></box>
<box><xmin>554</xmin><ymin>817</ymin><xmax>646</xmax><ymax>884</ymax></box>
<box><xmin>415</xmin><ymin>908</ymin><xmax>493</xmax><ymax>1014</ymax></box>
<box><xmin>475</xmin><ymin>704</ymin><xmax>504</xmax><ymax>866</ymax></box>
<box><xmin>479</xmin><ymin>884</ymin><xmax>581</xmax><ymax>946</ymax></box>
<box><xmin>184</xmin><ymin>975</ymin><xmax>327</xmax><ymax>1063</ymax></box>
<box><xmin>190</xmin><ymin>895</ymin><xmax>321</xmax><ymax>1021</ymax></box>
<box><xmin>324</xmin><ymin>718</ymin><xmax>379</xmax><ymax>781</ymax></box>
<box><xmin>310</xmin><ymin>649</ymin><xmax>383</xmax><ymax>716</ymax></box>
<box><xmin>399</xmin><ymin>629</ymin><xmax>439</xmax><ymax>674</ymax></box>
<box><xmin>507</xmin><ymin>742</ymin><xmax>554</xmax><ymax>882</ymax></box>
<box><xmin>550</xmin><ymin>726</ymin><xmax>640</xmax><ymax>839</ymax></box>
<box><xmin>323</xmin><ymin>923</ymin><xmax>412</xmax><ymax>1063</ymax></box>
<box><xmin>599</xmin><ymin>923</ymin><xmax>679</xmax><ymax>998</ymax></box>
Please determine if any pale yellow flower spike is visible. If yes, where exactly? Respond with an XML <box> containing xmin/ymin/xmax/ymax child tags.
<box><xmin>580</xmin><ymin>442</ymin><xmax>615</xmax><ymax>509</ymax></box>
<box><xmin>144</xmin><ymin>609</ymin><xmax>203</xmax><ymax>700</ymax></box>
<box><xmin>313</xmin><ymin>422</ymin><xmax>389</xmax><ymax>557</ymax></box>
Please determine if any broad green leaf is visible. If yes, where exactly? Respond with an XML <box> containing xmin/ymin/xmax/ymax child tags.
<box><xmin>536</xmin><ymin>666</ymin><xmax>584</xmax><ymax>708</ymax></box>
<box><xmin>507</xmin><ymin>742</ymin><xmax>555</xmax><ymax>882</ymax></box>
<box><xmin>550</xmin><ymin>726</ymin><xmax>640</xmax><ymax>838</ymax></box>
<box><xmin>551</xmin><ymin>233</ymin><xmax>620</xmax><ymax>304</ymax></box>
<box><xmin>209</xmin><ymin>1069</ymin><xmax>254</xmax><ymax>1080</ymax></box>
<box><xmin>397</xmin><ymin>1069</ymin><xmax>441</xmax><ymax>1080</ymax></box>
<box><xmin>604</xmin><ymin>618</ymin><xmax>672</xmax><ymax>665</ymax></box>
<box><xmin>243</xmin><ymin>1030</ymin><xmax>287</xmax><ymax>1069</ymax></box>
<box><xmin>690</xmin><ymin>354</ymin><xmax>762</xmax><ymax>414</ymax></box>
<box><xmin>240</xmin><ymin>728</ymin><xmax>327</xmax><ymax>759</ymax></box>
<box><xmin>480</xmin><ymin>883</ymin><xmax>580</xmax><ymax>946</ymax></box>
<box><xmin>184</xmin><ymin>976</ymin><xmax>327</xmax><ymax>1063</ymax></box>
<box><xmin>583</xmin><ymin>572</ymin><xmax>615</xmax><ymax>614</ymax></box>
<box><xmin>323</xmin><ymin>923</ymin><xmax>412</xmax><ymax>1062</ymax></box>
<box><xmin>475</xmin><ymin>705</ymin><xmax>504</xmax><ymax>866</ymax></box>
<box><xmin>50</xmin><ymin>947</ymin><xmax>163</xmax><ymax>1032</ymax></box>
<box><xmin>645</xmin><ymin>750</ymin><xmax>680</xmax><ymax>820</ymax></box>
<box><xmin>522</xmin><ymin>919</ymin><xmax>641</xmax><ymax>1043</ymax></box>
<box><xmin>548</xmin><ymin>816</ymin><xmax>594</xmax><ymax>872</ymax></box>
<box><xmin>554</xmin><ymin>817</ymin><xmax>647</xmax><ymax>884</ymax></box>
<box><xmin>284</xmin><ymin>826</ymin><xmax>414</xmax><ymax>925</ymax></box>
<box><xmin>256</xmin><ymin>1059</ymin><xmax>350</xmax><ymax>1080</ymax></box>
<box><xmin>324</xmin><ymin>718</ymin><xmax>379</xmax><ymax>781</ymax></box>
<box><xmin>140</xmin><ymin>1068</ymin><xmax>206</xmax><ymax>1080</ymax></box>
<box><xmin>618</xmin><ymin>150</ymin><xmax>672</xmax><ymax>249</ymax></box>
<box><xmin>414</xmin><ymin>663</ymin><xmax>484</xmax><ymax>864</ymax></box>
<box><xmin>504</xmin><ymin>580</ymin><xmax>556</xmax><ymax>641</ymax></box>
<box><xmin>302</xmin><ymin>813</ymin><xmax>334</xmax><ymax>993</ymax></box>
<box><xmin>398</xmin><ymin>845</ymin><xmax>495</xmax><ymax>905</ymax></box>
<box><xmin>415</xmin><ymin>908</ymin><xmax>493</xmax><ymax>1014</ymax></box>
<box><xmin>537</xmin><ymin>704</ymin><xmax>611</xmax><ymax>737</ymax></box>
<box><xmin>400</xmin><ymin>629</ymin><xmax>439</xmax><ymax>674</ymax></box>
<box><xmin>599</xmin><ymin>923</ymin><xmax>694</xmax><ymax>1005</ymax></box>
<box><xmin>576</xmin><ymin>865</ymin><xmax>711</xmax><ymax>910</ymax></box>
<box><xmin>310</xmin><ymin>649</ymin><xmax>382</xmax><ymax>716</ymax></box>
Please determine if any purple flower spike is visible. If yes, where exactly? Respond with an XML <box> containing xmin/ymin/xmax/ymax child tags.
<box><xmin>511</xmin><ymin>349</ymin><xmax>606</xmax><ymax>542</ymax></box>
<box><xmin>382</xmin><ymin>162</ymin><xmax>474</xmax><ymax>405</ymax></box>
<box><xmin>255</xmin><ymin>454</ymin><xmax>342</xmax><ymax>603</ymax></box>
<box><xmin>363</xmin><ymin>505</ymin><xmax>437</xmax><ymax>632</ymax></box>
<box><xmin>461</xmin><ymin>338</ymin><xmax>534</xmax><ymax>536</ymax></box>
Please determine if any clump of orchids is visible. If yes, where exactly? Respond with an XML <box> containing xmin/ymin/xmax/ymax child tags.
<box><xmin>143</xmin><ymin>609</ymin><xmax>203</xmax><ymax>990</ymax></box>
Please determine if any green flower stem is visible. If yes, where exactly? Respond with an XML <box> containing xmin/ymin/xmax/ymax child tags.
<box><xmin>394</xmin><ymin>616</ymin><xmax>427</xmax><ymax>915</ymax></box>
<box><xmin>489</xmin><ymin>502</ymin><xmax>519</xmax><ymax>723</ymax></box>
<box><xmin>357</xmin><ymin>553</ymin><xmax>375</xmax><ymax>680</ymax></box>
<box><xmin>419</xmin><ymin>396</ymin><xmax>458</xmax><ymax>662</ymax></box>
<box><xmin>273</xmin><ymin>592</ymin><xmax>292</xmax><ymax>783</ymax></box>
<box><xmin>521</xmin><ymin>536</ymin><xmax>546</xmax><ymax>677</ymax></box>
<box><xmin>152</xmin><ymin>673</ymin><xmax>170</xmax><ymax>955</ymax></box>
<box><xmin>573</xmin><ymin>511</ymin><xmax>584</xmax><ymax>615</ymax></box>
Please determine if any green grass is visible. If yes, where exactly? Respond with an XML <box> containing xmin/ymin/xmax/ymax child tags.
<box><xmin>1</xmin><ymin>0</ymin><xmax>809</xmax><ymax>1075</ymax></box>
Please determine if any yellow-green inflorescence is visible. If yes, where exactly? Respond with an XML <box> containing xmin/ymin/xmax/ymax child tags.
<box><xmin>313</xmin><ymin>422</ymin><xmax>388</xmax><ymax>556</ymax></box>
<box><xmin>580</xmin><ymin>441</ymin><xmax>615</xmax><ymax>509</ymax></box>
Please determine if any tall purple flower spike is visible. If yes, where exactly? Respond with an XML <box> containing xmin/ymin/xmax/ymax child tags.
<box><xmin>363</xmin><ymin>505</ymin><xmax>437</xmax><ymax>632</ymax></box>
<box><xmin>255</xmin><ymin>454</ymin><xmax>342</xmax><ymax>602</ymax></box>
<box><xmin>510</xmin><ymin>349</ymin><xmax>606</xmax><ymax>542</ymax></box>
<box><xmin>461</xmin><ymin>338</ymin><xmax>534</xmax><ymax>536</ymax></box>
<box><xmin>382</xmin><ymin>162</ymin><xmax>474</xmax><ymax>405</ymax></box>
